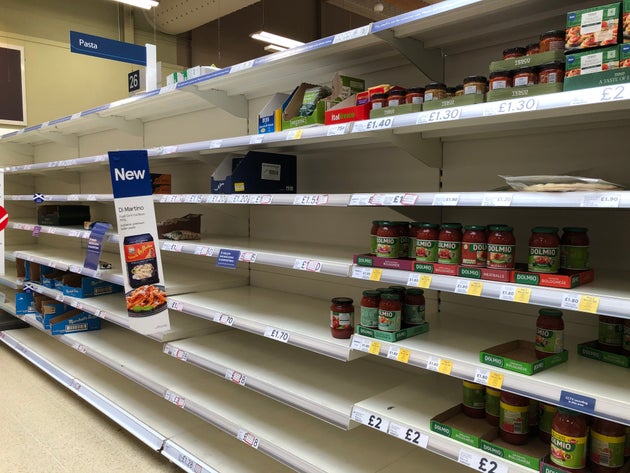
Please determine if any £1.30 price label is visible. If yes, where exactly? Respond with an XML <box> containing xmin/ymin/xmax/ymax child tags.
<box><xmin>351</xmin><ymin>406</ymin><xmax>390</xmax><ymax>432</ymax></box>
<box><xmin>494</xmin><ymin>97</ymin><xmax>537</xmax><ymax>115</ymax></box>
<box><xmin>419</xmin><ymin>107</ymin><xmax>462</xmax><ymax>123</ymax></box>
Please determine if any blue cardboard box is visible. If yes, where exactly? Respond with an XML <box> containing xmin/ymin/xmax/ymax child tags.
<box><xmin>15</xmin><ymin>292</ymin><xmax>36</xmax><ymax>316</ymax></box>
<box><xmin>61</xmin><ymin>273</ymin><xmax>123</xmax><ymax>298</ymax></box>
<box><xmin>258</xmin><ymin>92</ymin><xmax>291</xmax><ymax>134</ymax></box>
<box><xmin>48</xmin><ymin>309</ymin><xmax>101</xmax><ymax>335</ymax></box>
<box><xmin>210</xmin><ymin>151</ymin><xmax>296</xmax><ymax>194</ymax></box>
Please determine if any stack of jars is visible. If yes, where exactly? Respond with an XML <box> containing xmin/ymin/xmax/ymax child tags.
<box><xmin>597</xmin><ymin>315</ymin><xmax>630</xmax><ymax>356</ymax></box>
<box><xmin>370</xmin><ymin>88</ymin><xmax>427</xmax><ymax>109</ymax></box>
<box><xmin>462</xmin><ymin>381</ymin><xmax>629</xmax><ymax>472</ymax></box>
<box><xmin>359</xmin><ymin>285</ymin><xmax>426</xmax><ymax>333</ymax></box>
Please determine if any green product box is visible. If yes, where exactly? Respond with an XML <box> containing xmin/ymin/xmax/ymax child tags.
<box><xmin>356</xmin><ymin>322</ymin><xmax>429</xmax><ymax>343</ymax></box>
<box><xmin>577</xmin><ymin>339</ymin><xmax>630</xmax><ymax>368</ymax></box>
<box><xmin>282</xmin><ymin>101</ymin><xmax>327</xmax><ymax>129</ymax></box>
<box><xmin>430</xmin><ymin>404</ymin><xmax>495</xmax><ymax>448</ymax></box>
<box><xmin>369</xmin><ymin>103</ymin><xmax>421</xmax><ymax>118</ymax></box>
<box><xmin>489</xmin><ymin>50</ymin><xmax>565</xmax><ymax>73</ymax></box>
<box><xmin>621</xmin><ymin>42</ymin><xmax>630</xmax><ymax>65</ymax></box>
<box><xmin>566</xmin><ymin>3</ymin><xmax>621</xmax><ymax>50</ymax></box>
<box><xmin>334</xmin><ymin>74</ymin><xmax>365</xmax><ymax>101</ymax></box>
<box><xmin>480</xmin><ymin>431</ymin><xmax>549</xmax><ymax>471</ymax></box>
<box><xmin>486</xmin><ymin>83</ymin><xmax>564</xmax><ymax>102</ymax></box>
<box><xmin>625</xmin><ymin>0</ymin><xmax>630</xmax><ymax>43</ymax></box>
<box><xmin>563</xmin><ymin>65</ymin><xmax>630</xmax><ymax>90</ymax></box>
<box><xmin>479</xmin><ymin>340</ymin><xmax>568</xmax><ymax>376</ymax></box>
<box><xmin>565</xmin><ymin>45</ymin><xmax>620</xmax><ymax>76</ymax></box>
<box><xmin>422</xmin><ymin>93</ymin><xmax>485</xmax><ymax>111</ymax></box>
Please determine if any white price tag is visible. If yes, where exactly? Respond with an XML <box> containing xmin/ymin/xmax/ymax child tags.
<box><xmin>250</xmin><ymin>194</ymin><xmax>273</xmax><ymax>204</ymax></box>
<box><xmin>236</xmin><ymin>430</ymin><xmax>260</xmax><ymax>449</ymax></box>
<box><xmin>164</xmin><ymin>390</ymin><xmax>186</xmax><ymax>408</ymax></box>
<box><xmin>561</xmin><ymin>293</ymin><xmax>581</xmax><ymax>311</ymax></box>
<box><xmin>387</xmin><ymin>346</ymin><xmax>400</xmax><ymax>360</ymax></box>
<box><xmin>327</xmin><ymin>123</ymin><xmax>349</xmax><ymax>136</ymax></box>
<box><xmin>351</xmin><ymin>407</ymin><xmax>390</xmax><ymax>432</ymax></box>
<box><xmin>229</xmin><ymin>194</ymin><xmax>250</xmax><ymax>204</ymax></box>
<box><xmin>419</xmin><ymin>107</ymin><xmax>462</xmax><ymax>123</ymax></box>
<box><xmin>293</xmin><ymin>259</ymin><xmax>323</xmax><ymax>272</ymax></box>
<box><xmin>55</xmin><ymin>292</ymin><xmax>64</xmax><ymax>302</ymax></box>
<box><xmin>213</xmin><ymin>313</ymin><xmax>234</xmax><ymax>326</ymax></box>
<box><xmin>94</xmin><ymin>310</ymin><xmax>104</xmax><ymax>319</ymax></box>
<box><xmin>388</xmin><ymin>422</ymin><xmax>429</xmax><ymax>448</ymax></box>
<box><xmin>69</xmin><ymin>265</ymin><xmax>82</xmax><ymax>274</ymax></box>
<box><xmin>351</xmin><ymin>336</ymin><xmax>371</xmax><ymax>353</ymax></box>
<box><xmin>368</xmin><ymin>194</ymin><xmax>385</xmax><ymax>205</ymax></box>
<box><xmin>432</xmin><ymin>193</ymin><xmax>460</xmax><ymax>206</ymax></box>
<box><xmin>67</xmin><ymin>195</ymin><xmax>80</xmax><ymax>201</ymax></box>
<box><xmin>352</xmin><ymin>117</ymin><xmax>394</xmax><ymax>133</ymax></box>
<box><xmin>407</xmin><ymin>273</ymin><xmax>421</xmax><ymax>287</ymax></box>
<box><xmin>351</xmin><ymin>267</ymin><xmax>373</xmax><ymax>280</ymax></box>
<box><xmin>178</xmin><ymin>454</ymin><xmax>202</xmax><ymax>472</ymax></box>
<box><xmin>599</xmin><ymin>84</ymin><xmax>628</xmax><ymax>103</ymax></box>
<box><xmin>159</xmin><ymin>84</ymin><xmax>176</xmax><ymax>94</ymax></box>
<box><xmin>455</xmin><ymin>279</ymin><xmax>470</xmax><ymax>294</ymax></box>
<box><xmin>264</xmin><ymin>326</ymin><xmax>290</xmax><ymax>343</ymax></box>
<box><xmin>383</xmin><ymin>194</ymin><xmax>404</xmax><ymax>205</ymax></box>
<box><xmin>68</xmin><ymin>230</ymin><xmax>82</xmax><ymax>238</ymax></box>
<box><xmin>69</xmin><ymin>300</ymin><xmax>83</xmax><ymax>310</ymax></box>
<box><xmin>72</xmin><ymin>343</ymin><xmax>87</xmax><ymax>354</ymax></box>
<box><xmin>184</xmin><ymin>194</ymin><xmax>204</xmax><ymax>203</ymax></box>
<box><xmin>167</xmin><ymin>300</ymin><xmax>184</xmax><ymax>311</ymax></box>
<box><xmin>164</xmin><ymin>345</ymin><xmax>189</xmax><ymax>361</ymax></box>
<box><xmin>209</xmin><ymin>140</ymin><xmax>222</xmax><ymax>149</ymax></box>
<box><xmin>332</xmin><ymin>24</ymin><xmax>370</xmax><ymax>43</ymax></box>
<box><xmin>70</xmin><ymin>380</ymin><xmax>81</xmax><ymax>391</ymax></box>
<box><xmin>474</xmin><ymin>368</ymin><xmax>490</xmax><ymax>386</ymax></box>
<box><xmin>458</xmin><ymin>449</ymin><xmax>508</xmax><ymax>473</ymax></box>
<box><xmin>402</xmin><ymin>193</ymin><xmax>419</xmax><ymax>206</ymax></box>
<box><xmin>285</xmin><ymin>129</ymin><xmax>303</xmax><ymax>140</ymax></box>
<box><xmin>194</xmin><ymin>246</ymin><xmax>210</xmax><ymax>256</ymax></box>
<box><xmin>239</xmin><ymin>251</ymin><xmax>257</xmax><ymax>263</ymax></box>
<box><xmin>426</xmin><ymin>356</ymin><xmax>441</xmax><ymax>372</ymax></box>
<box><xmin>87</xmin><ymin>194</ymin><xmax>97</xmax><ymax>201</ymax></box>
<box><xmin>494</xmin><ymin>97</ymin><xmax>537</xmax><ymax>115</ymax></box>
<box><xmin>581</xmin><ymin>193</ymin><xmax>621</xmax><ymax>208</ymax></box>
<box><xmin>225</xmin><ymin>368</ymin><xmax>247</xmax><ymax>386</ymax></box>
<box><xmin>349</xmin><ymin>194</ymin><xmax>371</xmax><ymax>206</ymax></box>
<box><xmin>499</xmin><ymin>285</ymin><xmax>516</xmax><ymax>301</ymax></box>
<box><xmin>293</xmin><ymin>194</ymin><xmax>328</xmax><ymax>205</ymax></box>
<box><xmin>249</xmin><ymin>134</ymin><xmax>264</xmax><ymax>145</ymax></box>
<box><xmin>230</xmin><ymin>60</ymin><xmax>254</xmax><ymax>73</ymax></box>
<box><xmin>482</xmin><ymin>193</ymin><xmax>513</xmax><ymax>207</ymax></box>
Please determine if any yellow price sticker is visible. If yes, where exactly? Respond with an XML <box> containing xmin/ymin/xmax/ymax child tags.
<box><xmin>514</xmin><ymin>287</ymin><xmax>531</xmax><ymax>303</ymax></box>
<box><xmin>467</xmin><ymin>281</ymin><xmax>483</xmax><ymax>296</ymax></box>
<box><xmin>438</xmin><ymin>359</ymin><xmax>453</xmax><ymax>375</ymax></box>
<box><xmin>578</xmin><ymin>295</ymin><xmax>600</xmax><ymax>314</ymax></box>
<box><xmin>289</xmin><ymin>129</ymin><xmax>303</xmax><ymax>139</ymax></box>
<box><xmin>487</xmin><ymin>371</ymin><xmax>504</xmax><ymax>389</ymax></box>
<box><xmin>370</xmin><ymin>269</ymin><xmax>383</xmax><ymax>281</ymax></box>
<box><xmin>369</xmin><ymin>341</ymin><xmax>381</xmax><ymax>355</ymax></box>
<box><xmin>397</xmin><ymin>348</ymin><xmax>411</xmax><ymax>364</ymax></box>
<box><xmin>419</xmin><ymin>275</ymin><xmax>432</xmax><ymax>289</ymax></box>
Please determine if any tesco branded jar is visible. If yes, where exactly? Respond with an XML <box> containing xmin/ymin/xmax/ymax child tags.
<box><xmin>330</xmin><ymin>297</ymin><xmax>354</xmax><ymax>339</ymax></box>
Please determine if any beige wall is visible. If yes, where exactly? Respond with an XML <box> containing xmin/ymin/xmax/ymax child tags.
<box><xmin>0</xmin><ymin>0</ymin><xmax>183</xmax><ymax>131</ymax></box>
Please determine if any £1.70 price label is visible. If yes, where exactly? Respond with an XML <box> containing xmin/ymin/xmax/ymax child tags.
<box><xmin>264</xmin><ymin>326</ymin><xmax>290</xmax><ymax>343</ymax></box>
<box><xmin>351</xmin><ymin>406</ymin><xmax>390</xmax><ymax>432</ymax></box>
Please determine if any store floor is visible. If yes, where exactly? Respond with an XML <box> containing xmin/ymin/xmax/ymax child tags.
<box><xmin>0</xmin><ymin>343</ymin><xmax>181</xmax><ymax>473</ymax></box>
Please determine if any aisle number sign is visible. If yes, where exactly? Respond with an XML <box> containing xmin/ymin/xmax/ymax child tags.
<box><xmin>108</xmin><ymin>150</ymin><xmax>170</xmax><ymax>334</ymax></box>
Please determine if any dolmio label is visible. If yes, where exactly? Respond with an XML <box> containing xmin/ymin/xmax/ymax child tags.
<box><xmin>437</xmin><ymin>241</ymin><xmax>461</xmax><ymax>264</ymax></box>
<box><xmin>462</xmin><ymin>242</ymin><xmax>487</xmax><ymax>266</ymax></box>
<box><xmin>550</xmin><ymin>430</ymin><xmax>587</xmax><ymax>469</ymax></box>
<box><xmin>487</xmin><ymin>243</ymin><xmax>515</xmax><ymax>269</ymax></box>
<box><xmin>528</xmin><ymin>246</ymin><xmax>559</xmax><ymax>273</ymax></box>
<box><xmin>415</xmin><ymin>239</ymin><xmax>437</xmax><ymax>262</ymax></box>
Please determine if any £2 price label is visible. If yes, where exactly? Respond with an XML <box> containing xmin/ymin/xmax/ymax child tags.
<box><xmin>458</xmin><ymin>448</ymin><xmax>508</xmax><ymax>473</ymax></box>
<box><xmin>351</xmin><ymin>407</ymin><xmax>389</xmax><ymax>432</ymax></box>
<box><xmin>388</xmin><ymin>422</ymin><xmax>429</xmax><ymax>448</ymax></box>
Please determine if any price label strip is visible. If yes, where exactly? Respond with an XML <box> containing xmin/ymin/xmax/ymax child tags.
<box><xmin>455</xmin><ymin>279</ymin><xmax>483</xmax><ymax>296</ymax></box>
<box><xmin>351</xmin><ymin>335</ymin><xmax>371</xmax><ymax>353</ymax></box>
<box><xmin>237</xmin><ymin>430</ymin><xmax>260</xmax><ymax>449</ymax></box>
<box><xmin>561</xmin><ymin>293</ymin><xmax>581</xmax><ymax>311</ymax></box>
<box><xmin>293</xmin><ymin>259</ymin><xmax>323</xmax><ymax>272</ymax></box>
<box><xmin>493</xmin><ymin>97</ymin><xmax>538</xmax><ymax>115</ymax></box>
<box><xmin>474</xmin><ymin>368</ymin><xmax>504</xmax><ymax>389</ymax></box>
<box><xmin>387</xmin><ymin>346</ymin><xmax>411</xmax><ymax>363</ymax></box>
<box><xmin>458</xmin><ymin>448</ymin><xmax>508</xmax><ymax>473</ymax></box>
<box><xmin>432</xmin><ymin>193</ymin><xmax>460</xmax><ymax>206</ymax></box>
<box><xmin>164</xmin><ymin>345</ymin><xmax>188</xmax><ymax>361</ymax></box>
<box><xmin>225</xmin><ymin>368</ymin><xmax>247</xmax><ymax>386</ymax></box>
<box><xmin>351</xmin><ymin>406</ymin><xmax>390</xmax><ymax>432</ymax></box>
<box><xmin>164</xmin><ymin>390</ymin><xmax>186</xmax><ymax>408</ymax></box>
<box><xmin>427</xmin><ymin>356</ymin><xmax>453</xmax><ymax>375</ymax></box>
<box><xmin>580</xmin><ymin>193</ymin><xmax>621</xmax><ymax>208</ymax></box>
<box><xmin>352</xmin><ymin>117</ymin><xmax>394</xmax><ymax>133</ymax></box>
<box><xmin>419</xmin><ymin>107</ymin><xmax>462</xmax><ymax>123</ymax></box>
<box><xmin>481</xmin><ymin>193</ymin><xmax>513</xmax><ymax>207</ymax></box>
<box><xmin>388</xmin><ymin>422</ymin><xmax>429</xmax><ymax>448</ymax></box>
<box><xmin>264</xmin><ymin>326</ymin><xmax>290</xmax><ymax>343</ymax></box>
<box><xmin>407</xmin><ymin>273</ymin><xmax>432</xmax><ymax>289</ymax></box>
<box><xmin>352</xmin><ymin>267</ymin><xmax>382</xmax><ymax>281</ymax></box>
<box><xmin>213</xmin><ymin>313</ymin><xmax>235</xmax><ymax>326</ymax></box>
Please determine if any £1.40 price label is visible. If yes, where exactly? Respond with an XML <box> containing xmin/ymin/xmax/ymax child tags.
<box><xmin>351</xmin><ymin>406</ymin><xmax>390</xmax><ymax>432</ymax></box>
<box><xmin>352</xmin><ymin>117</ymin><xmax>394</xmax><ymax>133</ymax></box>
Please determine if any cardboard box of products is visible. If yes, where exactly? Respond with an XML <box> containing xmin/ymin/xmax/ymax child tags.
<box><xmin>565</xmin><ymin>3</ymin><xmax>621</xmax><ymax>50</ymax></box>
<box><xmin>480</xmin><ymin>339</ymin><xmax>569</xmax><ymax>376</ymax></box>
<box><xmin>325</xmin><ymin>95</ymin><xmax>373</xmax><ymax>125</ymax></box>
<box><xmin>60</xmin><ymin>273</ymin><xmax>123</xmax><ymax>298</ymax></box>
<box><xmin>430</xmin><ymin>404</ymin><xmax>495</xmax><ymax>448</ymax></box>
<box><xmin>211</xmin><ymin>151</ymin><xmax>296</xmax><ymax>194</ymax></box>
<box><xmin>150</xmin><ymin>173</ymin><xmax>171</xmax><ymax>194</ymax></box>
<box><xmin>37</xmin><ymin>205</ymin><xmax>90</xmax><ymax>226</ymax></box>
<box><xmin>258</xmin><ymin>92</ymin><xmax>291</xmax><ymax>134</ymax></box>
<box><xmin>565</xmin><ymin>45</ymin><xmax>620</xmax><ymax>77</ymax></box>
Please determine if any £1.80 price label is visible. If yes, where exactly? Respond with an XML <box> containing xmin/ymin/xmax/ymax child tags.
<box><xmin>351</xmin><ymin>406</ymin><xmax>390</xmax><ymax>432</ymax></box>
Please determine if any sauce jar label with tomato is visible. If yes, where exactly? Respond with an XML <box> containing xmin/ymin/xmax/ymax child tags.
<box><xmin>437</xmin><ymin>241</ymin><xmax>461</xmax><ymax>264</ymax></box>
<box><xmin>331</xmin><ymin>310</ymin><xmax>353</xmax><ymax>331</ymax></box>
<box><xmin>500</xmin><ymin>401</ymin><xmax>528</xmax><ymax>435</ymax></box>
<box><xmin>378</xmin><ymin>308</ymin><xmax>401</xmax><ymax>332</ymax></box>
<box><xmin>535</xmin><ymin>326</ymin><xmax>564</xmax><ymax>355</ymax></box>
<box><xmin>551</xmin><ymin>430</ymin><xmax>587</xmax><ymax>469</ymax></box>
<box><xmin>462</xmin><ymin>242</ymin><xmax>487</xmax><ymax>267</ymax></box>
<box><xmin>590</xmin><ymin>430</ymin><xmax>626</xmax><ymax>468</ymax></box>
<box><xmin>487</xmin><ymin>244</ymin><xmax>515</xmax><ymax>269</ymax></box>
<box><xmin>376</xmin><ymin>236</ymin><xmax>399</xmax><ymax>258</ymax></box>
<box><xmin>415</xmin><ymin>239</ymin><xmax>438</xmax><ymax>262</ymax></box>
<box><xmin>528</xmin><ymin>246</ymin><xmax>560</xmax><ymax>273</ymax></box>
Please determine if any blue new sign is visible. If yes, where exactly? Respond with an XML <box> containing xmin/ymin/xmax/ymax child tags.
<box><xmin>108</xmin><ymin>150</ymin><xmax>153</xmax><ymax>198</ymax></box>
<box><xmin>70</xmin><ymin>31</ymin><xmax>147</xmax><ymax>66</ymax></box>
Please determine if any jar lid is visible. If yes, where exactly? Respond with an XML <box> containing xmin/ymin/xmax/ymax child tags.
<box><xmin>388</xmin><ymin>285</ymin><xmax>406</xmax><ymax>293</ymax></box>
<box><xmin>515</xmin><ymin>66</ymin><xmax>537</xmax><ymax>73</ymax></box>
<box><xmin>503</xmin><ymin>46</ymin><xmax>526</xmax><ymax>56</ymax></box>
<box><xmin>418</xmin><ymin>222</ymin><xmax>439</xmax><ymax>228</ymax></box>
<box><xmin>406</xmin><ymin>87</ymin><xmax>425</xmax><ymax>93</ymax></box>
<box><xmin>381</xmin><ymin>293</ymin><xmax>400</xmax><ymax>300</ymax></box>
<box><xmin>379</xmin><ymin>220</ymin><xmax>397</xmax><ymax>226</ymax></box>
<box><xmin>425</xmin><ymin>82</ymin><xmax>446</xmax><ymax>90</ymax></box>
<box><xmin>488</xmin><ymin>224</ymin><xmax>513</xmax><ymax>232</ymax></box>
<box><xmin>540</xmin><ymin>30</ymin><xmax>566</xmax><ymax>40</ymax></box>
<box><xmin>394</xmin><ymin>221</ymin><xmax>410</xmax><ymax>226</ymax></box>
<box><xmin>531</xmin><ymin>226</ymin><xmax>559</xmax><ymax>233</ymax></box>
<box><xmin>490</xmin><ymin>70</ymin><xmax>513</xmax><ymax>79</ymax></box>
<box><xmin>376</xmin><ymin>287</ymin><xmax>394</xmax><ymax>294</ymax></box>
<box><xmin>406</xmin><ymin>288</ymin><xmax>424</xmax><ymax>295</ymax></box>
<box><xmin>441</xmin><ymin>222</ymin><xmax>462</xmax><ymax>229</ymax></box>
<box><xmin>371</xmin><ymin>220</ymin><xmax>381</xmax><ymax>224</ymax></box>
<box><xmin>539</xmin><ymin>308</ymin><xmax>563</xmax><ymax>317</ymax></box>
<box><xmin>372</xmin><ymin>92</ymin><xmax>389</xmax><ymax>100</ymax></box>
<box><xmin>362</xmin><ymin>290</ymin><xmax>381</xmax><ymax>297</ymax></box>
<box><xmin>539</xmin><ymin>61</ymin><xmax>565</xmax><ymax>71</ymax></box>
<box><xmin>463</xmin><ymin>75</ymin><xmax>488</xmax><ymax>84</ymax></box>
<box><xmin>562</xmin><ymin>226</ymin><xmax>588</xmax><ymax>233</ymax></box>
<box><xmin>388</xmin><ymin>89</ymin><xmax>407</xmax><ymax>96</ymax></box>
<box><xmin>464</xmin><ymin>225</ymin><xmax>487</xmax><ymax>231</ymax></box>
<box><xmin>331</xmin><ymin>297</ymin><xmax>353</xmax><ymax>305</ymax></box>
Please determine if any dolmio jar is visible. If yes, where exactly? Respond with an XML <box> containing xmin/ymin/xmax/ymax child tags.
<box><xmin>437</xmin><ymin>223</ymin><xmax>463</xmax><ymax>265</ymax></box>
<box><xmin>415</xmin><ymin>223</ymin><xmax>440</xmax><ymax>262</ymax></box>
<box><xmin>589</xmin><ymin>418</ymin><xmax>626</xmax><ymax>473</ymax></box>
<box><xmin>550</xmin><ymin>408</ymin><xmax>588</xmax><ymax>473</ymax></box>
<box><xmin>376</xmin><ymin>221</ymin><xmax>399</xmax><ymax>258</ymax></box>
<box><xmin>528</xmin><ymin>227</ymin><xmax>560</xmax><ymax>273</ymax></box>
<box><xmin>535</xmin><ymin>308</ymin><xmax>564</xmax><ymax>359</ymax></box>
<box><xmin>487</xmin><ymin>225</ymin><xmax>516</xmax><ymax>270</ymax></box>
<box><xmin>462</xmin><ymin>225</ymin><xmax>487</xmax><ymax>267</ymax></box>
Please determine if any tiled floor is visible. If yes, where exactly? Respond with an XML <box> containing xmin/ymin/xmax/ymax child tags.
<box><xmin>0</xmin><ymin>344</ymin><xmax>181</xmax><ymax>473</ymax></box>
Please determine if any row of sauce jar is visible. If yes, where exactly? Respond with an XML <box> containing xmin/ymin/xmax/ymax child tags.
<box><xmin>462</xmin><ymin>382</ymin><xmax>629</xmax><ymax>472</ymax></box>
<box><xmin>330</xmin><ymin>285</ymin><xmax>425</xmax><ymax>338</ymax></box>
<box><xmin>501</xmin><ymin>30</ymin><xmax>566</xmax><ymax>60</ymax></box>
<box><xmin>371</xmin><ymin>221</ymin><xmax>590</xmax><ymax>273</ymax></box>
<box><xmin>489</xmin><ymin>62</ymin><xmax>565</xmax><ymax>91</ymax></box>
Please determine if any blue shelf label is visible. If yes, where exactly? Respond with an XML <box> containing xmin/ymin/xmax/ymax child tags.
<box><xmin>559</xmin><ymin>390</ymin><xmax>596</xmax><ymax>414</ymax></box>
<box><xmin>84</xmin><ymin>222</ymin><xmax>111</xmax><ymax>271</ymax></box>
<box><xmin>70</xmin><ymin>31</ymin><xmax>147</xmax><ymax>66</ymax></box>
<box><xmin>216</xmin><ymin>249</ymin><xmax>240</xmax><ymax>269</ymax></box>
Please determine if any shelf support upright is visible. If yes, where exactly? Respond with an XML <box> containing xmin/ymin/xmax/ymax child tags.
<box><xmin>187</xmin><ymin>88</ymin><xmax>249</xmax><ymax>119</ymax></box>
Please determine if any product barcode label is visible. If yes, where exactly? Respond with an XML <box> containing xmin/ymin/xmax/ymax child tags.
<box><xmin>225</xmin><ymin>368</ymin><xmax>247</xmax><ymax>386</ymax></box>
<box><xmin>458</xmin><ymin>448</ymin><xmax>508</xmax><ymax>473</ymax></box>
<box><xmin>351</xmin><ymin>406</ymin><xmax>390</xmax><ymax>432</ymax></box>
<box><xmin>388</xmin><ymin>422</ymin><xmax>429</xmax><ymax>448</ymax></box>
<box><xmin>327</xmin><ymin>124</ymin><xmax>349</xmax><ymax>136</ymax></box>
<box><xmin>164</xmin><ymin>390</ymin><xmax>186</xmax><ymax>408</ymax></box>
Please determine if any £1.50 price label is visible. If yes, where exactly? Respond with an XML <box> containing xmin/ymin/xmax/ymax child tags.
<box><xmin>351</xmin><ymin>406</ymin><xmax>390</xmax><ymax>432</ymax></box>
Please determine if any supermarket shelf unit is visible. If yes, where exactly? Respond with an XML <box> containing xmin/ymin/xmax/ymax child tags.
<box><xmin>2</xmin><ymin>0</ymin><xmax>630</xmax><ymax>472</ymax></box>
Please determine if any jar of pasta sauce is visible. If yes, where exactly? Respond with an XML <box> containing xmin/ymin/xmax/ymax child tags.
<box><xmin>376</xmin><ymin>221</ymin><xmax>399</xmax><ymax>258</ymax></box>
<box><xmin>387</xmin><ymin>89</ymin><xmax>406</xmax><ymax>107</ymax></box>
<box><xmin>503</xmin><ymin>47</ymin><xmax>526</xmax><ymax>59</ymax></box>
<box><xmin>550</xmin><ymin>408</ymin><xmax>589</xmax><ymax>472</ymax></box>
<box><xmin>536</xmin><ymin>308</ymin><xmax>564</xmax><ymax>359</ymax></box>
<box><xmin>403</xmin><ymin>288</ymin><xmax>425</xmax><ymax>326</ymax></box>
<box><xmin>330</xmin><ymin>297</ymin><xmax>354</xmax><ymax>339</ymax></box>
<box><xmin>489</xmin><ymin>70</ymin><xmax>513</xmax><ymax>90</ymax></box>
<box><xmin>462</xmin><ymin>225</ymin><xmax>487</xmax><ymax>267</ymax></box>
<box><xmin>539</xmin><ymin>30</ymin><xmax>566</xmax><ymax>52</ymax></box>
<box><xmin>396</xmin><ymin>222</ymin><xmax>410</xmax><ymax>259</ymax></box>
<box><xmin>499</xmin><ymin>391</ymin><xmax>530</xmax><ymax>445</ymax></box>
<box><xmin>598</xmin><ymin>315</ymin><xmax>625</xmax><ymax>353</ymax></box>
<box><xmin>560</xmin><ymin>227</ymin><xmax>589</xmax><ymax>270</ymax></box>
<box><xmin>371</xmin><ymin>93</ymin><xmax>388</xmax><ymax>109</ymax></box>
<box><xmin>528</xmin><ymin>227</ymin><xmax>560</xmax><ymax>273</ymax></box>
<box><xmin>370</xmin><ymin>220</ymin><xmax>381</xmax><ymax>255</ymax></box>
<box><xmin>438</xmin><ymin>223</ymin><xmax>462</xmax><ymax>265</ymax></box>
<box><xmin>539</xmin><ymin>62</ymin><xmax>565</xmax><ymax>84</ymax></box>
<box><xmin>538</xmin><ymin>402</ymin><xmax>558</xmax><ymax>444</ymax></box>
<box><xmin>485</xmin><ymin>387</ymin><xmax>501</xmax><ymax>426</ymax></box>
<box><xmin>424</xmin><ymin>82</ymin><xmax>447</xmax><ymax>102</ymax></box>
<box><xmin>463</xmin><ymin>76</ymin><xmax>488</xmax><ymax>95</ymax></box>
<box><xmin>526</xmin><ymin>42</ymin><xmax>541</xmax><ymax>55</ymax></box>
<box><xmin>360</xmin><ymin>290</ymin><xmax>380</xmax><ymax>328</ymax></box>
<box><xmin>462</xmin><ymin>381</ymin><xmax>485</xmax><ymax>418</ymax></box>
<box><xmin>378</xmin><ymin>293</ymin><xmax>401</xmax><ymax>332</ymax></box>
<box><xmin>589</xmin><ymin>418</ymin><xmax>626</xmax><ymax>473</ymax></box>
<box><xmin>514</xmin><ymin>67</ymin><xmax>537</xmax><ymax>87</ymax></box>
<box><xmin>415</xmin><ymin>223</ymin><xmax>440</xmax><ymax>262</ymax></box>
<box><xmin>405</xmin><ymin>87</ymin><xmax>425</xmax><ymax>104</ymax></box>
<box><xmin>529</xmin><ymin>399</ymin><xmax>539</xmax><ymax>437</ymax></box>
<box><xmin>487</xmin><ymin>225</ymin><xmax>516</xmax><ymax>270</ymax></box>
<box><xmin>408</xmin><ymin>222</ymin><xmax>423</xmax><ymax>259</ymax></box>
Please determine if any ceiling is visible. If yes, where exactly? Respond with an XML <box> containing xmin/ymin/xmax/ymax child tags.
<box><xmin>150</xmin><ymin>0</ymin><xmax>443</xmax><ymax>35</ymax></box>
